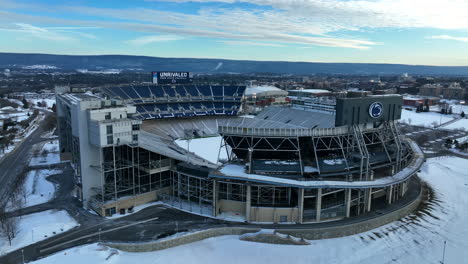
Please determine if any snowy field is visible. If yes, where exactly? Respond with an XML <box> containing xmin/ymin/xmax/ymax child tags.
<box><xmin>400</xmin><ymin>109</ymin><xmax>454</xmax><ymax>127</ymax></box>
<box><xmin>442</xmin><ymin>118</ymin><xmax>468</xmax><ymax>131</ymax></box>
<box><xmin>22</xmin><ymin>169</ymin><xmax>62</xmax><ymax>207</ymax></box>
<box><xmin>30</xmin><ymin>156</ymin><xmax>468</xmax><ymax>264</ymax></box>
<box><xmin>175</xmin><ymin>136</ymin><xmax>228</xmax><ymax>164</ymax></box>
<box><xmin>0</xmin><ymin>210</ymin><xmax>79</xmax><ymax>255</ymax></box>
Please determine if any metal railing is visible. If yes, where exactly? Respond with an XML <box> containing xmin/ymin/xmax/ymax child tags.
<box><xmin>218</xmin><ymin>125</ymin><xmax>351</xmax><ymax>137</ymax></box>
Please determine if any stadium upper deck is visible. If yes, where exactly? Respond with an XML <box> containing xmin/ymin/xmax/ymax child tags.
<box><xmin>102</xmin><ymin>84</ymin><xmax>246</xmax><ymax>119</ymax></box>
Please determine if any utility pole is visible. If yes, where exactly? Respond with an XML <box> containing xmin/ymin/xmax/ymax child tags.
<box><xmin>98</xmin><ymin>228</ymin><xmax>102</xmax><ymax>242</ymax></box>
<box><xmin>21</xmin><ymin>249</ymin><xmax>24</xmax><ymax>264</ymax></box>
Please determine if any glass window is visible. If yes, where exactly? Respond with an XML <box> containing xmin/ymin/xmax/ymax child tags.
<box><xmin>107</xmin><ymin>135</ymin><xmax>113</xmax><ymax>145</ymax></box>
<box><xmin>105</xmin><ymin>112</ymin><xmax>111</xmax><ymax>120</ymax></box>
<box><xmin>132</xmin><ymin>134</ymin><xmax>138</xmax><ymax>142</ymax></box>
<box><xmin>132</xmin><ymin>124</ymin><xmax>140</xmax><ymax>131</ymax></box>
<box><xmin>106</xmin><ymin>125</ymin><xmax>113</xmax><ymax>134</ymax></box>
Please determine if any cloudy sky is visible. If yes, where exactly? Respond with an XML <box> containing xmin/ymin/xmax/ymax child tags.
<box><xmin>1</xmin><ymin>0</ymin><xmax>468</xmax><ymax>66</ymax></box>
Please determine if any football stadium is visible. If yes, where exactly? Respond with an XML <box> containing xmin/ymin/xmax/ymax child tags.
<box><xmin>56</xmin><ymin>75</ymin><xmax>424</xmax><ymax>223</ymax></box>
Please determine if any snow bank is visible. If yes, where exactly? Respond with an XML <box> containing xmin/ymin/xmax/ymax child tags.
<box><xmin>106</xmin><ymin>201</ymin><xmax>164</xmax><ymax>219</ymax></box>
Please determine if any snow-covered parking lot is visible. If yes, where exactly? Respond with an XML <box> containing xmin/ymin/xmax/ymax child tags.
<box><xmin>29</xmin><ymin>156</ymin><xmax>468</xmax><ymax>264</ymax></box>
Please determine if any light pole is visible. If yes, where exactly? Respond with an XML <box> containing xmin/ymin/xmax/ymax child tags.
<box><xmin>441</xmin><ymin>240</ymin><xmax>447</xmax><ymax>264</ymax></box>
<box><xmin>98</xmin><ymin>228</ymin><xmax>102</xmax><ymax>242</ymax></box>
<box><xmin>21</xmin><ymin>249</ymin><xmax>24</xmax><ymax>264</ymax></box>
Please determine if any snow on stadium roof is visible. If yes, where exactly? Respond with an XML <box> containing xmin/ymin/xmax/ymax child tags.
<box><xmin>244</xmin><ymin>86</ymin><xmax>288</xmax><ymax>96</ymax></box>
<box><xmin>291</xmin><ymin>89</ymin><xmax>331</xmax><ymax>94</ymax></box>
<box><xmin>253</xmin><ymin>106</ymin><xmax>335</xmax><ymax>129</ymax></box>
<box><xmin>213</xmin><ymin>140</ymin><xmax>423</xmax><ymax>188</ymax></box>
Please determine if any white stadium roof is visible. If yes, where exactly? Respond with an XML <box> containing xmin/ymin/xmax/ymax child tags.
<box><xmin>244</xmin><ymin>86</ymin><xmax>288</xmax><ymax>96</ymax></box>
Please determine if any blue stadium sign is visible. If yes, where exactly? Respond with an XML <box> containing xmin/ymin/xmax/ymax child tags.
<box><xmin>369</xmin><ymin>102</ymin><xmax>384</xmax><ymax>118</ymax></box>
<box><xmin>152</xmin><ymin>71</ymin><xmax>193</xmax><ymax>84</ymax></box>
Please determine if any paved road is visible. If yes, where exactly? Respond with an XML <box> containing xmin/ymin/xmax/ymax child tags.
<box><xmin>0</xmin><ymin>112</ymin><xmax>56</xmax><ymax>206</ymax></box>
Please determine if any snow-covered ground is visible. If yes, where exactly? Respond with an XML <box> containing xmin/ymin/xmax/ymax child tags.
<box><xmin>437</xmin><ymin>101</ymin><xmax>468</xmax><ymax>114</ymax></box>
<box><xmin>0</xmin><ymin>210</ymin><xmax>79</xmax><ymax>255</ymax></box>
<box><xmin>41</xmin><ymin>140</ymin><xmax>59</xmax><ymax>152</ymax></box>
<box><xmin>400</xmin><ymin>109</ymin><xmax>454</xmax><ymax>127</ymax></box>
<box><xmin>28</xmin><ymin>98</ymin><xmax>55</xmax><ymax>108</ymax></box>
<box><xmin>29</xmin><ymin>156</ymin><xmax>468</xmax><ymax>264</ymax></box>
<box><xmin>30</xmin><ymin>140</ymin><xmax>61</xmax><ymax>166</ymax></box>
<box><xmin>442</xmin><ymin>118</ymin><xmax>468</xmax><ymax>131</ymax></box>
<box><xmin>106</xmin><ymin>201</ymin><xmax>164</xmax><ymax>219</ymax></box>
<box><xmin>22</xmin><ymin>169</ymin><xmax>62</xmax><ymax>207</ymax></box>
<box><xmin>175</xmin><ymin>136</ymin><xmax>228</xmax><ymax>164</ymax></box>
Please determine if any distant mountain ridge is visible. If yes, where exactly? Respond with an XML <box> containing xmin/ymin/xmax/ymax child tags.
<box><xmin>1</xmin><ymin>52</ymin><xmax>467</xmax><ymax>75</ymax></box>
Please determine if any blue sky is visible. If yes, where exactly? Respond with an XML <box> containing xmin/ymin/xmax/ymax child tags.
<box><xmin>1</xmin><ymin>0</ymin><xmax>468</xmax><ymax>66</ymax></box>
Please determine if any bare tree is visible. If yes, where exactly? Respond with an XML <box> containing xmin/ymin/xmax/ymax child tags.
<box><xmin>2</xmin><ymin>215</ymin><xmax>18</xmax><ymax>246</ymax></box>
<box><xmin>0</xmin><ymin>205</ymin><xmax>6</xmax><ymax>230</ymax></box>
<box><xmin>0</xmin><ymin>205</ymin><xmax>18</xmax><ymax>246</ymax></box>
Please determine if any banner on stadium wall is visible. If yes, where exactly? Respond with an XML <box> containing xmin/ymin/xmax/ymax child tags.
<box><xmin>152</xmin><ymin>71</ymin><xmax>193</xmax><ymax>84</ymax></box>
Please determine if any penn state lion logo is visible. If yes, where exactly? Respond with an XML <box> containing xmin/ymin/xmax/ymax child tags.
<box><xmin>369</xmin><ymin>102</ymin><xmax>383</xmax><ymax>118</ymax></box>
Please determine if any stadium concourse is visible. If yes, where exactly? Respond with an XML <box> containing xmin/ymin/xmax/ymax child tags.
<box><xmin>56</xmin><ymin>84</ymin><xmax>424</xmax><ymax>224</ymax></box>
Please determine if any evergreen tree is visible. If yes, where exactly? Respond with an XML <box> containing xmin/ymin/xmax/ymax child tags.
<box><xmin>21</xmin><ymin>98</ymin><xmax>29</xmax><ymax>109</ymax></box>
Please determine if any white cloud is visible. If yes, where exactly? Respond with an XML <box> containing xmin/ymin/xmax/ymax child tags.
<box><xmin>0</xmin><ymin>22</ymin><xmax>99</xmax><ymax>41</ymax></box>
<box><xmin>6</xmin><ymin>0</ymin><xmax>468</xmax><ymax>50</ymax></box>
<box><xmin>151</xmin><ymin>0</ymin><xmax>468</xmax><ymax>31</ymax></box>
<box><xmin>0</xmin><ymin>23</ymin><xmax>73</xmax><ymax>41</ymax></box>
<box><xmin>220</xmin><ymin>40</ymin><xmax>285</xmax><ymax>47</ymax></box>
<box><xmin>428</xmin><ymin>35</ymin><xmax>468</xmax><ymax>43</ymax></box>
<box><xmin>126</xmin><ymin>35</ymin><xmax>184</xmax><ymax>45</ymax></box>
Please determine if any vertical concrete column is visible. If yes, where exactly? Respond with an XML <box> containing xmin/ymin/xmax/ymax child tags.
<box><xmin>345</xmin><ymin>189</ymin><xmax>351</xmax><ymax>218</ymax></box>
<box><xmin>399</xmin><ymin>182</ymin><xmax>405</xmax><ymax>197</ymax></box>
<box><xmin>177</xmin><ymin>172</ymin><xmax>181</xmax><ymax>207</ymax></box>
<box><xmin>366</xmin><ymin>188</ymin><xmax>372</xmax><ymax>212</ymax></box>
<box><xmin>246</xmin><ymin>185</ymin><xmax>252</xmax><ymax>222</ymax></box>
<box><xmin>387</xmin><ymin>185</ymin><xmax>393</xmax><ymax>204</ymax></box>
<box><xmin>297</xmin><ymin>188</ymin><xmax>304</xmax><ymax>223</ymax></box>
<box><xmin>248</xmin><ymin>148</ymin><xmax>253</xmax><ymax>174</ymax></box>
<box><xmin>315</xmin><ymin>188</ymin><xmax>322</xmax><ymax>222</ymax></box>
<box><xmin>212</xmin><ymin>180</ymin><xmax>218</xmax><ymax>217</ymax></box>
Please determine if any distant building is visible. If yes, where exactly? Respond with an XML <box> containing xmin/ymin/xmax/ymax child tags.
<box><xmin>288</xmin><ymin>89</ymin><xmax>343</xmax><ymax>114</ymax></box>
<box><xmin>442</xmin><ymin>83</ymin><xmax>464</xmax><ymax>100</ymax></box>
<box><xmin>243</xmin><ymin>86</ymin><xmax>289</xmax><ymax>114</ymax></box>
<box><xmin>419</xmin><ymin>84</ymin><xmax>443</xmax><ymax>97</ymax></box>
<box><xmin>403</xmin><ymin>96</ymin><xmax>440</xmax><ymax>107</ymax></box>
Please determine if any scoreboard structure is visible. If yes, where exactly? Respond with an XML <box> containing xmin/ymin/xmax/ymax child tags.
<box><xmin>335</xmin><ymin>95</ymin><xmax>403</xmax><ymax>126</ymax></box>
<box><xmin>152</xmin><ymin>71</ymin><xmax>193</xmax><ymax>85</ymax></box>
